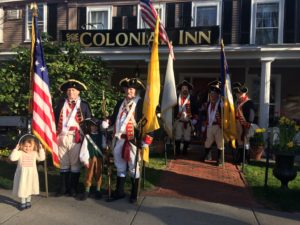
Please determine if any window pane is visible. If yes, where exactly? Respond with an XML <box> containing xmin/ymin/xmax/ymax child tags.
<box><xmin>90</xmin><ymin>11</ymin><xmax>108</xmax><ymax>29</ymax></box>
<box><xmin>256</xmin><ymin>28</ymin><xmax>278</xmax><ymax>44</ymax></box>
<box><xmin>196</xmin><ymin>6</ymin><xmax>217</xmax><ymax>26</ymax></box>
<box><xmin>255</xmin><ymin>3</ymin><xmax>279</xmax><ymax>44</ymax></box>
<box><xmin>256</xmin><ymin>3</ymin><xmax>278</xmax><ymax>28</ymax></box>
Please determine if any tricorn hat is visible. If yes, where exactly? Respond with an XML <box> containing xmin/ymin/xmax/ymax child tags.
<box><xmin>60</xmin><ymin>79</ymin><xmax>87</xmax><ymax>92</ymax></box>
<box><xmin>232</xmin><ymin>82</ymin><xmax>248</xmax><ymax>93</ymax></box>
<box><xmin>208</xmin><ymin>80</ymin><xmax>221</xmax><ymax>93</ymax></box>
<box><xmin>177</xmin><ymin>80</ymin><xmax>193</xmax><ymax>91</ymax></box>
<box><xmin>119</xmin><ymin>78</ymin><xmax>145</xmax><ymax>90</ymax></box>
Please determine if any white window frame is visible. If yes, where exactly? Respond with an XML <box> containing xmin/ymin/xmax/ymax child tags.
<box><xmin>0</xmin><ymin>7</ymin><xmax>3</xmax><ymax>43</ymax></box>
<box><xmin>86</xmin><ymin>6</ymin><xmax>112</xmax><ymax>30</ymax></box>
<box><xmin>137</xmin><ymin>3</ymin><xmax>166</xmax><ymax>29</ymax></box>
<box><xmin>192</xmin><ymin>0</ymin><xmax>222</xmax><ymax>27</ymax></box>
<box><xmin>25</xmin><ymin>3</ymin><xmax>47</xmax><ymax>42</ymax></box>
<box><xmin>250</xmin><ymin>0</ymin><xmax>284</xmax><ymax>45</ymax></box>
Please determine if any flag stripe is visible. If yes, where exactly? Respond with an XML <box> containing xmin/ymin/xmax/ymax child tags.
<box><xmin>140</xmin><ymin>0</ymin><xmax>174</xmax><ymax>58</ymax></box>
<box><xmin>31</xmin><ymin>14</ymin><xmax>59</xmax><ymax>167</ymax></box>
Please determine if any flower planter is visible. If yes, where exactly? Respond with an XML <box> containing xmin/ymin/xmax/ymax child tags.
<box><xmin>273</xmin><ymin>152</ymin><xmax>297</xmax><ymax>189</ymax></box>
<box><xmin>250</xmin><ymin>145</ymin><xmax>264</xmax><ymax>160</ymax></box>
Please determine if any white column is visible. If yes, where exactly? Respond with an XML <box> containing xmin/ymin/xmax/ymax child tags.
<box><xmin>259</xmin><ymin>58</ymin><xmax>274</xmax><ymax>129</ymax></box>
<box><xmin>0</xmin><ymin>7</ymin><xmax>3</xmax><ymax>43</ymax></box>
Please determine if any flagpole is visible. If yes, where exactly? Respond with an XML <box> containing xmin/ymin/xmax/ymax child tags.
<box><xmin>30</xmin><ymin>2</ymin><xmax>49</xmax><ymax>198</ymax></box>
<box><xmin>220</xmin><ymin>40</ymin><xmax>225</xmax><ymax>168</ymax></box>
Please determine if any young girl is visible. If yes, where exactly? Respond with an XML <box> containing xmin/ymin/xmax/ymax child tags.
<box><xmin>9</xmin><ymin>134</ymin><xmax>45</xmax><ymax>210</ymax></box>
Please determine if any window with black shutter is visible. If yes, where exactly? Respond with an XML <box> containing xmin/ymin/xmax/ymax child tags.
<box><xmin>77</xmin><ymin>7</ymin><xmax>86</xmax><ymax>30</ymax></box>
<box><xmin>240</xmin><ymin>0</ymin><xmax>251</xmax><ymax>44</ymax></box>
<box><xmin>222</xmin><ymin>0</ymin><xmax>232</xmax><ymax>44</ymax></box>
<box><xmin>47</xmin><ymin>4</ymin><xmax>57</xmax><ymax>40</ymax></box>
<box><xmin>284</xmin><ymin>0</ymin><xmax>295</xmax><ymax>43</ymax></box>
<box><xmin>113</xmin><ymin>5</ymin><xmax>137</xmax><ymax>30</ymax></box>
<box><xmin>166</xmin><ymin>3</ymin><xmax>175</xmax><ymax>28</ymax></box>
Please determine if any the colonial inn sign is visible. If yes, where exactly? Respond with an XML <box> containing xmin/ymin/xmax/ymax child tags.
<box><xmin>61</xmin><ymin>26</ymin><xmax>219</xmax><ymax>47</ymax></box>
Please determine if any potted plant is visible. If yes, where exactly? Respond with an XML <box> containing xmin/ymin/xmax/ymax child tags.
<box><xmin>249</xmin><ymin>128</ymin><xmax>265</xmax><ymax>160</ymax></box>
<box><xmin>272</xmin><ymin>116</ymin><xmax>300</xmax><ymax>189</ymax></box>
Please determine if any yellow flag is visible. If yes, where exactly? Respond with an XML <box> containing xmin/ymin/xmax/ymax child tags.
<box><xmin>142</xmin><ymin>17</ymin><xmax>161</xmax><ymax>162</ymax></box>
<box><xmin>142</xmin><ymin>17</ymin><xmax>160</xmax><ymax>135</ymax></box>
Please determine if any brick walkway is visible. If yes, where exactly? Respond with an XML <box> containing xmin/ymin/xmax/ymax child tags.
<box><xmin>144</xmin><ymin>145</ymin><xmax>261</xmax><ymax>208</ymax></box>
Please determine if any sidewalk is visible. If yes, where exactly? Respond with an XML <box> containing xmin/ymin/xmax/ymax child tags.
<box><xmin>1</xmin><ymin>145</ymin><xmax>300</xmax><ymax>225</ymax></box>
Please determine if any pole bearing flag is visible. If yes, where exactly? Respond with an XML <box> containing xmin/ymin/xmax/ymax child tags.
<box><xmin>139</xmin><ymin>0</ymin><xmax>174</xmax><ymax>59</ymax></box>
<box><xmin>31</xmin><ymin>7</ymin><xmax>59</xmax><ymax>167</ymax></box>
<box><xmin>161</xmin><ymin>53</ymin><xmax>177</xmax><ymax>138</ymax></box>
<box><xmin>220</xmin><ymin>40</ymin><xmax>237</xmax><ymax>146</ymax></box>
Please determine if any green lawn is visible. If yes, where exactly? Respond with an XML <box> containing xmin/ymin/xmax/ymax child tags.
<box><xmin>244</xmin><ymin>161</ymin><xmax>300</xmax><ymax>211</ymax></box>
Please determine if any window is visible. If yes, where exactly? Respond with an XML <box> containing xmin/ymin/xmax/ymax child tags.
<box><xmin>192</xmin><ymin>1</ymin><xmax>221</xmax><ymax>26</ymax></box>
<box><xmin>86</xmin><ymin>6</ymin><xmax>112</xmax><ymax>30</ymax></box>
<box><xmin>137</xmin><ymin>3</ymin><xmax>165</xmax><ymax>29</ymax></box>
<box><xmin>25</xmin><ymin>3</ymin><xmax>47</xmax><ymax>41</ymax></box>
<box><xmin>251</xmin><ymin>0</ymin><xmax>284</xmax><ymax>45</ymax></box>
<box><xmin>0</xmin><ymin>7</ymin><xmax>3</xmax><ymax>43</ymax></box>
<box><xmin>113</xmin><ymin>5</ymin><xmax>137</xmax><ymax>30</ymax></box>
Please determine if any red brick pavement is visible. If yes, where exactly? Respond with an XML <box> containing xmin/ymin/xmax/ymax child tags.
<box><xmin>143</xmin><ymin>147</ymin><xmax>261</xmax><ymax>208</ymax></box>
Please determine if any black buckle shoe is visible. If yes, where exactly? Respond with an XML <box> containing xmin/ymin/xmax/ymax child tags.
<box><xmin>18</xmin><ymin>203</ymin><xmax>26</xmax><ymax>211</ymax></box>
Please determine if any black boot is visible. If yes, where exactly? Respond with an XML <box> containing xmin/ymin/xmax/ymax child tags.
<box><xmin>182</xmin><ymin>141</ymin><xmax>189</xmax><ymax>155</ymax></box>
<box><xmin>56</xmin><ymin>172</ymin><xmax>70</xmax><ymax>197</ymax></box>
<box><xmin>111</xmin><ymin>177</ymin><xmax>126</xmax><ymax>201</ymax></box>
<box><xmin>201</xmin><ymin>148</ymin><xmax>211</xmax><ymax>162</ymax></box>
<box><xmin>70</xmin><ymin>172</ymin><xmax>80</xmax><ymax>197</ymax></box>
<box><xmin>175</xmin><ymin>140</ymin><xmax>181</xmax><ymax>156</ymax></box>
<box><xmin>216</xmin><ymin>149</ymin><xmax>222</xmax><ymax>166</ymax></box>
<box><xmin>130</xmin><ymin>178</ymin><xmax>139</xmax><ymax>203</ymax></box>
<box><xmin>235</xmin><ymin>148</ymin><xmax>243</xmax><ymax>164</ymax></box>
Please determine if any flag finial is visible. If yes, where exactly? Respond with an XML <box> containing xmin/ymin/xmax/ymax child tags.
<box><xmin>30</xmin><ymin>2</ymin><xmax>38</xmax><ymax>16</ymax></box>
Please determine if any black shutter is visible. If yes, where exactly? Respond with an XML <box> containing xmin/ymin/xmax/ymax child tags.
<box><xmin>222</xmin><ymin>0</ymin><xmax>232</xmax><ymax>44</ymax></box>
<box><xmin>127</xmin><ymin>16</ymin><xmax>137</xmax><ymax>30</ymax></box>
<box><xmin>77</xmin><ymin>7</ymin><xmax>86</xmax><ymax>30</ymax></box>
<box><xmin>240</xmin><ymin>0</ymin><xmax>251</xmax><ymax>44</ymax></box>
<box><xmin>113</xmin><ymin>17</ymin><xmax>122</xmax><ymax>30</ymax></box>
<box><xmin>47</xmin><ymin>4</ymin><xmax>57</xmax><ymax>40</ymax></box>
<box><xmin>182</xmin><ymin>2</ymin><xmax>192</xmax><ymax>28</ymax></box>
<box><xmin>284</xmin><ymin>0</ymin><xmax>296</xmax><ymax>43</ymax></box>
<box><xmin>166</xmin><ymin>3</ymin><xmax>175</xmax><ymax>28</ymax></box>
<box><xmin>297</xmin><ymin>1</ymin><xmax>300</xmax><ymax>42</ymax></box>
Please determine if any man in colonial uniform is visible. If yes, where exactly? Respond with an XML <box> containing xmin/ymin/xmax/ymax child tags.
<box><xmin>201</xmin><ymin>80</ymin><xmax>224</xmax><ymax>166</ymax></box>
<box><xmin>233</xmin><ymin>82</ymin><xmax>255</xmax><ymax>164</ymax></box>
<box><xmin>174</xmin><ymin>80</ymin><xmax>196</xmax><ymax>156</ymax></box>
<box><xmin>109</xmin><ymin>77</ymin><xmax>152</xmax><ymax>203</ymax></box>
<box><xmin>55</xmin><ymin>79</ymin><xmax>92</xmax><ymax>197</ymax></box>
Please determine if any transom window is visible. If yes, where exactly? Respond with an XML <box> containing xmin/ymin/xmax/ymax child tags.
<box><xmin>251</xmin><ymin>0</ymin><xmax>284</xmax><ymax>45</ymax></box>
<box><xmin>86</xmin><ymin>6</ymin><xmax>112</xmax><ymax>30</ymax></box>
<box><xmin>192</xmin><ymin>1</ymin><xmax>221</xmax><ymax>26</ymax></box>
<box><xmin>25</xmin><ymin>3</ymin><xmax>47</xmax><ymax>41</ymax></box>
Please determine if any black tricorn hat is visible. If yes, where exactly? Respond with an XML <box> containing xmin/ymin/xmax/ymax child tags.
<box><xmin>119</xmin><ymin>78</ymin><xmax>145</xmax><ymax>90</ymax></box>
<box><xmin>60</xmin><ymin>79</ymin><xmax>87</xmax><ymax>92</ymax></box>
<box><xmin>177</xmin><ymin>80</ymin><xmax>193</xmax><ymax>90</ymax></box>
<box><xmin>208</xmin><ymin>80</ymin><xmax>221</xmax><ymax>93</ymax></box>
<box><xmin>232</xmin><ymin>82</ymin><xmax>248</xmax><ymax>93</ymax></box>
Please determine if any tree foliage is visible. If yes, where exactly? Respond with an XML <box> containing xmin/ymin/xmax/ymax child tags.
<box><xmin>0</xmin><ymin>38</ymin><xmax>122</xmax><ymax>117</ymax></box>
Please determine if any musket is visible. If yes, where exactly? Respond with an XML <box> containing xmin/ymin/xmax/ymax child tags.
<box><xmin>133</xmin><ymin>117</ymin><xmax>147</xmax><ymax>197</ymax></box>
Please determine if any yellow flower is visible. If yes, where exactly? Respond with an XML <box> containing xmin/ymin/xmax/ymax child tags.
<box><xmin>287</xmin><ymin>141</ymin><xmax>294</xmax><ymax>148</ymax></box>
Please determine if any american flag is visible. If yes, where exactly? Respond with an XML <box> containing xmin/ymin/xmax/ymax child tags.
<box><xmin>140</xmin><ymin>0</ymin><xmax>174</xmax><ymax>59</ymax></box>
<box><xmin>31</xmin><ymin>13</ymin><xmax>59</xmax><ymax>167</ymax></box>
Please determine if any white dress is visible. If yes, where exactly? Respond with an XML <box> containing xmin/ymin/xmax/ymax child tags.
<box><xmin>9</xmin><ymin>148</ymin><xmax>45</xmax><ymax>198</ymax></box>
